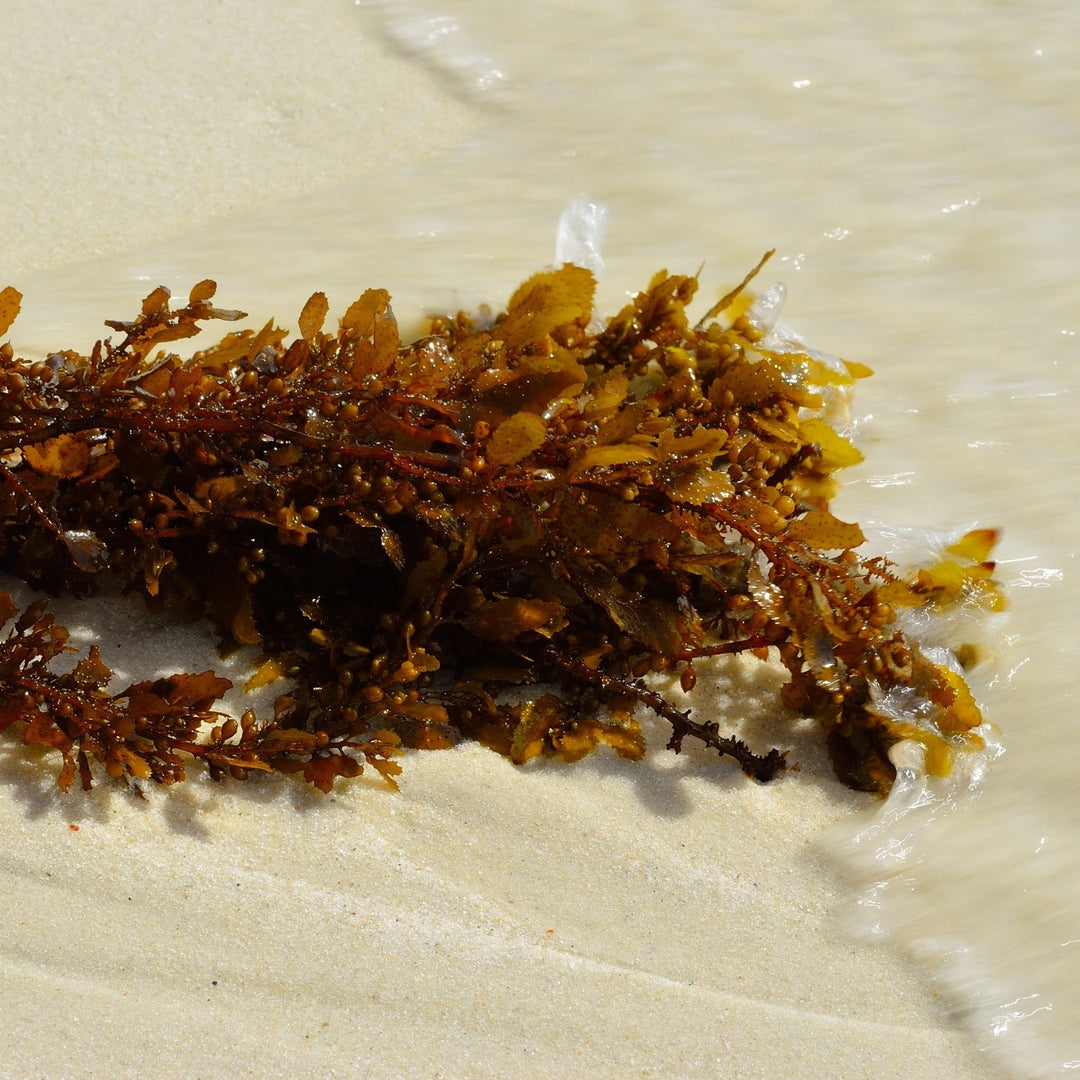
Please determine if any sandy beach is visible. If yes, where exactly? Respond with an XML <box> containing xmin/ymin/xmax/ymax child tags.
<box><xmin>4</xmin><ymin>2</ymin><xmax>1078</xmax><ymax>1077</ymax></box>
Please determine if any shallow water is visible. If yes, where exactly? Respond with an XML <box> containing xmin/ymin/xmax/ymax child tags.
<box><xmin>7</xmin><ymin>1</ymin><xmax>1080</xmax><ymax>1075</ymax></box>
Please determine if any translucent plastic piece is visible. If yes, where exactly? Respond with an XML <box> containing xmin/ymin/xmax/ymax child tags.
<box><xmin>554</xmin><ymin>195</ymin><xmax>609</xmax><ymax>277</ymax></box>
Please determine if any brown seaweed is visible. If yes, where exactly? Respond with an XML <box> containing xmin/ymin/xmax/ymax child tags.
<box><xmin>0</xmin><ymin>265</ymin><xmax>1002</xmax><ymax>795</ymax></box>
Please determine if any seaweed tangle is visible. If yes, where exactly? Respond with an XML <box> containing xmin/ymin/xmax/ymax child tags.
<box><xmin>0</xmin><ymin>263</ymin><xmax>1002</xmax><ymax>795</ymax></box>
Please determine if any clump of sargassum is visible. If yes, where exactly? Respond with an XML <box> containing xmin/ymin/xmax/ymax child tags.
<box><xmin>0</xmin><ymin>259</ymin><xmax>1003</xmax><ymax>796</ymax></box>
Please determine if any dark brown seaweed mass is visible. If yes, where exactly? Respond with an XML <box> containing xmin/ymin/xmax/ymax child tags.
<box><xmin>0</xmin><ymin>265</ymin><xmax>1002</xmax><ymax>796</ymax></box>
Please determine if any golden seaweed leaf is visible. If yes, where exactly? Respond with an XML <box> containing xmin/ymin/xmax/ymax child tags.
<box><xmin>245</xmin><ymin>656</ymin><xmax>287</xmax><ymax>692</ymax></box>
<box><xmin>0</xmin><ymin>286</ymin><xmax>22</xmax><ymax>337</ymax></box>
<box><xmin>188</xmin><ymin>279</ymin><xmax>217</xmax><ymax>304</ymax></box>
<box><xmin>911</xmin><ymin>528</ymin><xmax>1006</xmax><ymax>612</ymax></box>
<box><xmin>510</xmin><ymin>694</ymin><xmax>564</xmax><ymax>764</ymax></box>
<box><xmin>22</xmin><ymin>434</ymin><xmax>91</xmax><ymax>479</ymax></box>
<box><xmin>463</xmin><ymin>597</ymin><xmax>567</xmax><ymax>641</ymax></box>
<box><xmin>786</xmin><ymin>509</ymin><xmax>865</xmax><ymax>551</ymax></box>
<box><xmin>500</xmin><ymin>266</ymin><xmax>595</xmax><ymax>349</ymax></box>
<box><xmin>340</xmin><ymin>288</ymin><xmax>399</xmax><ymax>377</ymax></box>
<box><xmin>487</xmin><ymin>412</ymin><xmax>547</xmax><ymax>467</ymax></box>
<box><xmin>298</xmin><ymin>292</ymin><xmax>329</xmax><ymax>342</ymax></box>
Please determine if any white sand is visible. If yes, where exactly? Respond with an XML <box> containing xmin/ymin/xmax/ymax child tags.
<box><xmin>0</xmin><ymin>3</ymin><xmax>1010</xmax><ymax>1078</ymax></box>
<box><xmin>0</xmin><ymin>1</ymin><xmax>476</xmax><ymax>277</ymax></box>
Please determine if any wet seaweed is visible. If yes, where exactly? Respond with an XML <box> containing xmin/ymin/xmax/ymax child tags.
<box><xmin>0</xmin><ymin>265</ymin><xmax>1002</xmax><ymax>794</ymax></box>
